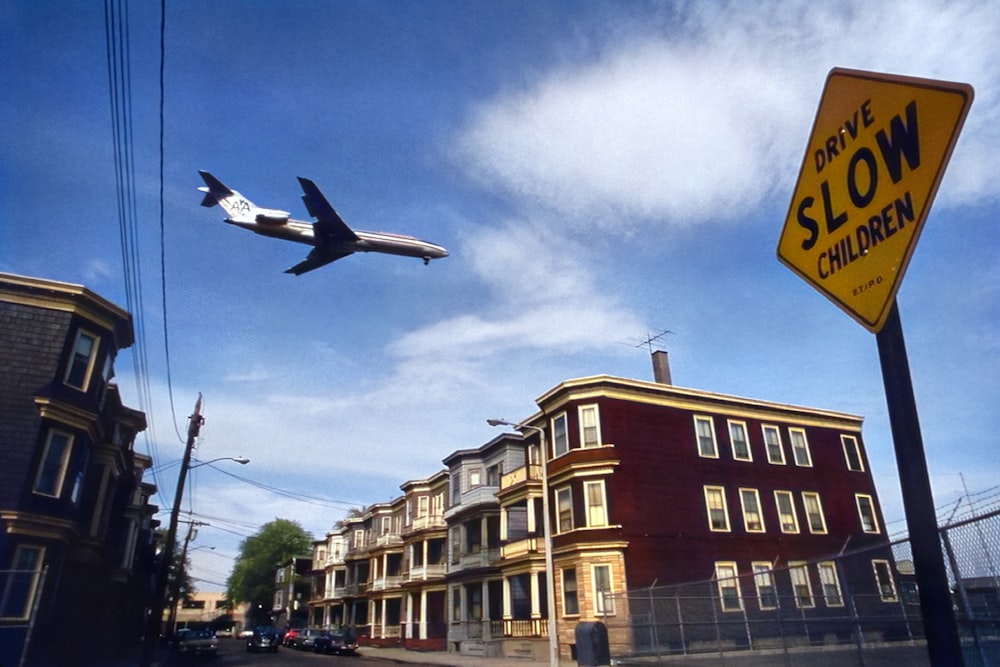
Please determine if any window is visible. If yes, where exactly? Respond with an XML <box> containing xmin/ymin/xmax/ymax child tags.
<box><xmin>842</xmin><ymin>435</ymin><xmax>864</xmax><ymax>471</ymax></box>
<box><xmin>789</xmin><ymin>562</ymin><xmax>814</xmax><ymax>608</ymax></box>
<box><xmin>593</xmin><ymin>564</ymin><xmax>615</xmax><ymax>615</ymax></box>
<box><xmin>802</xmin><ymin>492</ymin><xmax>827</xmax><ymax>534</ymax></box>
<box><xmin>556</xmin><ymin>487</ymin><xmax>573</xmax><ymax>533</ymax></box>
<box><xmin>584</xmin><ymin>480</ymin><xmax>608</xmax><ymax>527</ymax></box>
<box><xmin>64</xmin><ymin>329</ymin><xmax>98</xmax><ymax>390</ymax></box>
<box><xmin>704</xmin><ymin>486</ymin><xmax>730</xmax><ymax>532</ymax></box>
<box><xmin>486</xmin><ymin>463</ymin><xmax>503</xmax><ymax>486</ymax></box>
<box><xmin>872</xmin><ymin>560</ymin><xmax>897</xmax><ymax>602</ymax></box>
<box><xmin>469</xmin><ymin>469</ymin><xmax>482</xmax><ymax>488</ymax></box>
<box><xmin>856</xmin><ymin>494</ymin><xmax>880</xmax><ymax>533</ymax></box>
<box><xmin>562</xmin><ymin>568</ymin><xmax>579</xmax><ymax>616</ymax></box>
<box><xmin>552</xmin><ymin>413</ymin><xmax>569</xmax><ymax>457</ymax></box>
<box><xmin>380</xmin><ymin>516</ymin><xmax>391</xmax><ymax>536</ymax></box>
<box><xmin>579</xmin><ymin>405</ymin><xmax>601</xmax><ymax>448</ymax></box>
<box><xmin>451</xmin><ymin>474</ymin><xmax>461</xmax><ymax>505</ymax></box>
<box><xmin>0</xmin><ymin>546</ymin><xmax>44</xmax><ymax>621</ymax></box>
<box><xmin>752</xmin><ymin>562</ymin><xmax>778</xmax><ymax>610</ymax></box>
<box><xmin>417</xmin><ymin>495</ymin><xmax>429</xmax><ymax>518</ymax></box>
<box><xmin>763</xmin><ymin>425</ymin><xmax>785</xmax><ymax>464</ymax></box>
<box><xmin>818</xmin><ymin>562</ymin><xmax>844</xmax><ymax>607</ymax></box>
<box><xmin>739</xmin><ymin>488</ymin><xmax>765</xmax><ymax>533</ymax></box>
<box><xmin>452</xmin><ymin>587</ymin><xmax>462</xmax><ymax>621</ymax></box>
<box><xmin>774</xmin><ymin>490</ymin><xmax>799</xmax><ymax>533</ymax></box>
<box><xmin>714</xmin><ymin>562</ymin><xmax>743</xmax><ymax>611</ymax></box>
<box><xmin>33</xmin><ymin>430</ymin><xmax>73</xmax><ymax>498</ymax></box>
<box><xmin>728</xmin><ymin>420</ymin><xmax>751</xmax><ymax>461</ymax></box>
<box><xmin>694</xmin><ymin>416</ymin><xmax>718</xmax><ymax>458</ymax></box>
<box><xmin>789</xmin><ymin>428</ymin><xmax>812</xmax><ymax>466</ymax></box>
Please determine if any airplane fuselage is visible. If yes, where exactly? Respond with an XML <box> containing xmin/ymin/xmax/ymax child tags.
<box><xmin>225</xmin><ymin>217</ymin><xmax>449</xmax><ymax>261</ymax></box>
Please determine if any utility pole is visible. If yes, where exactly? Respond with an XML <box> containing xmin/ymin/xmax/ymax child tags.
<box><xmin>165</xmin><ymin>520</ymin><xmax>208</xmax><ymax>636</ymax></box>
<box><xmin>141</xmin><ymin>394</ymin><xmax>204</xmax><ymax>667</ymax></box>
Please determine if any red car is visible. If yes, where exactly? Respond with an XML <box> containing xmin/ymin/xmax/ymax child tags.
<box><xmin>282</xmin><ymin>628</ymin><xmax>300</xmax><ymax>646</ymax></box>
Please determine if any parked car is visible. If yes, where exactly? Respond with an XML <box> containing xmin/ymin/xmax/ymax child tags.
<box><xmin>314</xmin><ymin>628</ymin><xmax>358</xmax><ymax>655</ymax></box>
<box><xmin>246</xmin><ymin>625</ymin><xmax>282</xmax><ymax>653</ymax></box>
<box><xmin>282</xmin><ymin>628</ymin><xmax>300</xmax><ymax>646</ymax></box>
<box><xmin>238</xmin><ymin>628</ymin><xmax>254</xmax><ymax>640</ymax></box>
<box><xmin>176</xmin><ymin>629</ymin><xmax>219</xmax><ymax>657</ymax></box>
<box><xmin>290</xmin><ymin>628</ymin><xmax>324</xmax><ymax>650</ymax></box>
<box><xmin>215</xmin><ymin>627</ymin><xmax>234</xmax><ymax>638</ymax></box>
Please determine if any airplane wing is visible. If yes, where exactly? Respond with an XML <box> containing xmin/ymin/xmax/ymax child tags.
<box><xmin>297</xmin><ymin>177</ymin><xmax>359</xmax><ymax>244</ymax></box>
<box><xmin>285</xmin><ymin>247</ymin><xmax>355</xmax><ymax>276</ymax></box>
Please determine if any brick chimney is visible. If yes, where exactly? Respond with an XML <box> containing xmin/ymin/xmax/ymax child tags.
<box><xmin>651</xmin><ymin>350</ymin><xmax>672</xmax><ymax>385</ymax></box>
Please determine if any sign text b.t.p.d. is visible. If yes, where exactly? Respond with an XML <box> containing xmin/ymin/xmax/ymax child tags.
<box><xmin>778</xmin><ymin>68</ymin><xmax>973</xmax><ymax>332</ymax></box>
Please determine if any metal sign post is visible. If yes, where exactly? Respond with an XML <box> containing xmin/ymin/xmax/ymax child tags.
<box><xmin>876</xmin><ymin>302</ymin><xmax>962</xmax><ymax>665</ymax></box>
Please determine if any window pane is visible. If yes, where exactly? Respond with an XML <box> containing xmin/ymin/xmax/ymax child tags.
<box><xmin>740</xmin><ymin>489</ymin><xmax>764</xmax><ymax>532</ymax></box>
<box><xmin>753</xmin><ymin>563</ymin><xmax>777</xmax><ymax>610</ymax></box>
<box><xmin>553</xmin><ymin>415</ymin><xmax>568</xmax><ymax>456</ymax></box>
<box><xmin>593</xmin><ymin>565</ymin><xmax>614</xmax><ymax>614</ymax></box>
<box><xmin>34</xmin><ymin>432</ymin><xmax>72</xmax><ymax>497</ymax></box>
<box><xmin>857</xmin><ymin>495</ymin><xmax>880</xmax><ymax>533</ymax></box>
<box><xmin>763</xmin><ymin>426</ymin><xmax>785</xmax><ymax>464</ymax></box>
<box><xmin>705</xmin><ymin>486</ymin><xmax>730</xmax><ymax>531</ymax></box>
<box><xmin>819</xmin><ymin>562</ymin><xmax>843</xmax><ymax>606</ymax></box>
<box><xmin>775</xmin><ymin>491</ymin><xmax>799</xmax><ymax>533</ymax></box>
<box><xmin>0</xmin><ymin>547</ymin><xmax>43</xmax><ymax>620</ymax></box>
<box><xmin>789</xmin><ymin>563</ymin><xmax>814</xmax><ymax>608</ymax></box>
<box><xmin>790</xmin><ymin>428</ymin><xmax>812</xmax><ymax>466</ymax></box>
<box><xmin>562</xmin><ymin>569</ymin><xmax>579</xmax><ymax>615</ymax></box>
<box><xmin>580</xmin><ymin>406</ymin><xmax>599</xmax><ymax>448</ymax></box>
<box><xmin>803</xmin><ymin>492</ymin><xmax>827</xmax><ymax>533</ymax></box>
<box><xmin>842</xmin><ymin>435</ymin><xmax>864</xmax><ymax>471</ymax></box>
<box><xmin>585</xmin><ymin>481</ymin><xmax>607</xmax><ymax>527</ymax></box>
<box><xmin>873</xmin><ymin>560</ymin><xmax>897</xmax><ymax>601</ymax></box>
<box><xmin>715</xmin><ymin>563</ymin><xmax>742</xmax><ymax>611</ymax></box>
<box><xmin>557</xmin><ymin>488</ymin><xmax>573</xmax><ymax>533</ymax></box>
<box><xmin>695</xmin><ymin>416</ymin><xmax>717</xmax><ymax>458</ymax></box>
<box><xmin>729</xmin><ymin>421</ymin><xmax>750</xmax><ymax>460</ymax></box>
<box><xmin>65</xmin><ymin>331</ymin><xmax>97</xmax><ymax>390</ymax></box>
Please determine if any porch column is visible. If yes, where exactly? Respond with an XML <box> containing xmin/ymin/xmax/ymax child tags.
<box><xmin>422</xmin><ymin>540</ymin><xmax>429</xmax><ymax>579</ymax></box>
<box><xmin>404</xmin><ymin>592</ymin><xmax>413</xmax><ymax>639</ymax></box>
<box><xmin>420</xmin><ymin>589</ymin><xmax>428</xmax><ymax>639</ymax></box>
<box><xmin>482</xmin><ymin>580</ymin><xmax>491</xmax><ymax>639</ymax></box>
<box><xmin>500</xmin><ymin>506</ymin><xmax>508</xmax><ymax>541</ymax></box>
<box><xmin>530</xmin><ymin>571</ymin><xmax>541</xmax><ymax>618</ymax></box>
<box><xmin>526</xmin><ymin>497</ymin><xmax>537</xmax><ymax>534</ymax></box>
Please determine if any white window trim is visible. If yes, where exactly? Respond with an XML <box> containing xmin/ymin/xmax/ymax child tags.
<box><xmin>802</xmin><ymin>491</ymin><xmax>828</xmax><ymax>534</ymax></box>
<box><xmin>64</xmin><ymin>328</ymin><xmax>99</xmax><ymax>391</ymax></box>
<box><xmin>774</xmin><ymin>490</ymin><xmax>800</xmax><ymax>534</ymax></box>
<box><xmin>872</xmin><ymin>559</ymin><xmax>898</xmax><ymax>602</ymax></box>
<box><xmin>704</xmin><ymin>485</ymin><xmax>731</xmax><ymax>532</ymax></box>
<box><xmin>561</xmin><ymin>567</ymin><xmax>580</xmax><ymax>617</ymax></box>
<box><xmin>739</xmin><ymin>487</ymin><xmax>766</xmax><ymax>533</ymax></box>
<box><xmin>555</xmin><ymin>486</ymin><xmax>574</xmax><ymax>534</ymax></box>
<box><xmin>578</xmin><ymin>404</ymin><xmax>601</xmax><ymax>448</ymax></box>
<box><xmin>714</xmin><ymin>562</ymin><xmax>743</xmax><ymax>612</ymax></box>
<box><xmin>0</xmin><ymin>545</ymin><xmax>45</xmax><ymax>621</ymax></box>
<box><xmin>856</xmin><ymin>494</ymin><xmax>881</xmax><ymax>534</ymax></box>
<box><xmin>551</xmin><ymin>413</ymin><xmax>569</xmax><ymax>458</ymax></box>
<box><xmin>842</xmin><ymin>434</ymin><xmax>865</xmax><ymax>472</ymax></box>
<box><xmin>583</xmin><ymin>480</ymin><xmax>608</xmax><ymax>527</ymax></box>
<box><xmin>752</xmin><ymin>562</ymin><xmax>778</xmax><ymax>610</ymax></box>
<box><xmin>762</xmin><ymin>424</ymin><xmax>786</xmax><ymax>464</ymax></box>
<box><xmin>33</xmin><ymin>429</ymin><xmax>74</xmax><ymax>498</ymax></box>
<box><xmin>694</xmin><ymin>415</ymin><xmax>719</xmax><ymax>459</ymax></box>
<box><xmin>789</xmin><ymin>562</ymin><xmax>815</xmax><ymax>609</ymax></box>
<box><xmin>818</xmin><ymin>561</ymin><xmax>845</xmax><ymax>607</ymax></box>
<box><xmin>591</xmin><ymin>564</ymin><xmax>616</xmax><ymax>616</ymax></box>
<box><xmin>728</xmin><ymin>420</ymin><xmax>752</xmax><ymax>462</ymax></box>
<box><xmin>789</xmin><ymin>427</ymin><xmax>813</xmax><ymax>467</ymax></box>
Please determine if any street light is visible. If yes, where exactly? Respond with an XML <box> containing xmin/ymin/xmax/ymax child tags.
<box><xmin>190</xmin><ymin>456</ymin><xmax>250</xmax><ymax>469</ymax></box>
<box><xmin>488</xmin><ymin>418</ymin><xmax>559</xmax><ymax>667</ymax></box>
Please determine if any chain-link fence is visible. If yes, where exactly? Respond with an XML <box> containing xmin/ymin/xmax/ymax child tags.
<box><xmin>603</xmin><ymin>509</ymin><xmax>1000</xmax><ymax>666</ymax></box>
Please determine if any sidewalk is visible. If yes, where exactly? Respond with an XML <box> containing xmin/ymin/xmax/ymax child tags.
<box><xmin>360</xmin><ymin>645</ymin><xmax>555</xmax><ymax>667</ymax></box>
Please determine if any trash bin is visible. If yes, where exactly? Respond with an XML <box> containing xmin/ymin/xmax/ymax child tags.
<box><xmin>574</xmin><ymin>621</ymin><xmax>610</xmax><ymax>667</ymax></box>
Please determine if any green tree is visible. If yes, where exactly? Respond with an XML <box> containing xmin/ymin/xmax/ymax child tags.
<box><xmin>226</xmin><ymin>518</ymin><xmax>312</xmax><ymax>620</ymax></box>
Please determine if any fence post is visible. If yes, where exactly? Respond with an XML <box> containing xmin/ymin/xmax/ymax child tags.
<box><xmin>836</xmin><ymin>558</ymin><xmax>866</xmax><ymax>667</ymax></box>
<box><xmin>675</xmin><ymin>590</ymin><xmax>687</xmax><ymax>656</ymax></box>
<box><xmin>647</xmin><ymin>586</ymin><xmax>662</xmax><ymax>662</ymax></box>
<box><xmin>942</xmin><ymin>528</ymin><xmax>988</xmax><ymax>667</ymax></box>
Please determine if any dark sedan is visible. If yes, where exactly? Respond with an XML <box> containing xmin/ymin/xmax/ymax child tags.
<box><xmin>314</xmin><ymin>628</ymin><xmax>358</xmax><ymax>655</ymax></box>
<box><xmin>246</xmin><ymin>625</ymin><xmax>281</xmax><ymax>653</ymax></box>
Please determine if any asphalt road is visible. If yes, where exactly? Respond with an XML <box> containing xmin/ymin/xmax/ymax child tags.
<box><xmin>169</xmin><ymin>638</ymin><xmax>436</xmax><ymax>667</ymax></box>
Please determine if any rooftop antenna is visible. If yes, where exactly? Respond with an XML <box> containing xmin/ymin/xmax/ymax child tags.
<box><xmin>620</xmin><ymin>329</ymin><xmax>675</xmax><ymax>353</ymax></box>
<box><xmin>619</xmin><ymin>329</ymin><xmax>676</xmax><ymax>384</ymax></box>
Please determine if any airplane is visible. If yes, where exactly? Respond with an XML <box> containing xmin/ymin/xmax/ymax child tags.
<box><xmin>197</xmin><ymin>171</ymin><xmax>448</xmax><ymax>275</ymax></box>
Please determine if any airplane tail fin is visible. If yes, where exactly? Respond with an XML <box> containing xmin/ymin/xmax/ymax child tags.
<box><xmin>198</xmin><ymin>170</ymin><xmax>234</xmax><ymax>207</ymax></box>
<box><xmin>197</xmin><ymin>171</ymin><xmax>290</xmax><ymax>224</ymax></box>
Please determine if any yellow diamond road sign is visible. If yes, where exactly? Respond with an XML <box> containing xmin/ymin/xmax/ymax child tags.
<box><xmin>778</xmin><ymin>68</ymin><xmax>973</xmax><ymax>332</ymax></box>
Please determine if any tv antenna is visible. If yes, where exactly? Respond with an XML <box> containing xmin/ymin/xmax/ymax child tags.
<box><xmin>620</xmin><ymin>329</ymin><xmax>675</xmax><ymax>354</ymax></box>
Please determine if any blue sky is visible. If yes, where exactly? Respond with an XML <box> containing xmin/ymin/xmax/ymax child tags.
<box><xmin>3</xmin><ymin>0</ymin><xmax>998</xmax><ymax>593</ymax></box>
